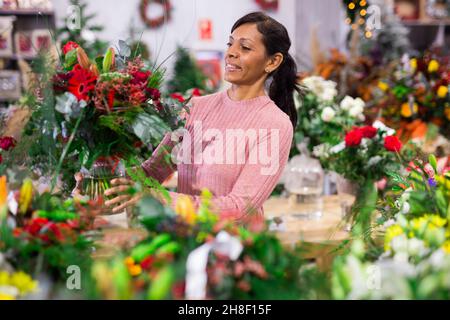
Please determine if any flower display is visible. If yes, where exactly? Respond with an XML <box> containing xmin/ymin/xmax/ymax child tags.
<box><xmin>372</xmin><ymin>53</ymin><xmax>450</xmax><ymax>139</ymax></box>
<box><xmin>91</xmin><ymin>189</ymin><xmax>307</xmax><ymax>300</ymax></box>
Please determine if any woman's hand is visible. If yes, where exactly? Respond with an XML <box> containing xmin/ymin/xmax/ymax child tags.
<box><xmin>104</xmin><ymin>178</ymin><xmax>142</xmax><ymax>214</ymax></box>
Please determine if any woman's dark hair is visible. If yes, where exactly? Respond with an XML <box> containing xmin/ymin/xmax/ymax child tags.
<box><xmin>231</xmin><ymin>12</ymin><xmax>301</xmax><ymax>130</ymax></box>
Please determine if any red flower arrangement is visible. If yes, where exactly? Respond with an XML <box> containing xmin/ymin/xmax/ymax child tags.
<box><xmin>68</xmin><ymin>64</ymin><xmax>98</xmax><ymax>101</ymax></box>
<box><xmin>384</xmin><ymin>135</ymin><xmax>403</xmax><ymax>153</ymax></box>
<box><xmin>345</xmin><ymin>128</ymin><xmax>364</xmax><ymax>147</ymax></box>
<box><xmin>62</xmin><ymin>41</ymin><xmax>79</xmax><ymax>55</ymax></box>
<box><xmin>0</xmin><ymin>136</ymin><xmax>16</xmax><ymax>151</ymax></box>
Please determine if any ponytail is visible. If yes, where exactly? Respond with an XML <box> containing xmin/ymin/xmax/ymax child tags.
<box><xmin>269</xmin><ymin>53</ymin><xmax>301</xmax><ymax>130</ymax></box>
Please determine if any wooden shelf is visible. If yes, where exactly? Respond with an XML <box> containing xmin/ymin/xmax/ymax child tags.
<box><xmin>0</xmin><ymin>9</ymin><xmax>54</xmax><ymax>16</ymax></box>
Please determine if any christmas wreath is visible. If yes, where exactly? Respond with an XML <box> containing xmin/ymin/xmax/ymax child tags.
<box><xmin>255</xmin><ymin>0</ymin><xmax>279</xmax><ymax>11</ymax></box>
<box><xmin>140</xmin><ymin>0</ymin><xmax>171</xmax><ymax>29</ymax></box>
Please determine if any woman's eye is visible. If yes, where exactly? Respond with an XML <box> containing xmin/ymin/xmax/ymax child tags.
<box><xmin>226</xmin><ymin>42</ymin><xmax>232</xmax><ymax>47</ymax></box>
<box><xmin>242</xmin><ymin>46</ymin><xmax>251</xmax><ymax>51</ymax></box>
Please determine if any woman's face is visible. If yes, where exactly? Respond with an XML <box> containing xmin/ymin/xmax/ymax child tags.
<box><xmin>224</xmin><ymin>23</ymin><xmax>271</xmax><ymax>86</ymax></box>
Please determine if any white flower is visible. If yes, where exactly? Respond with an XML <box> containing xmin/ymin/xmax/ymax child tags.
<box><xmin>340</xmin><ymin>96</ymin><xmax>354</xmax><ymax>111</ymax></box>
<box><xmin>340</xmin><ymin>96</ymin><xmax>365</xmax><ymax>118</ymax></box>
<box><xmin>312</xmin><ymin>143</ymin><xmax>330</xmax><ymax>158</ymax></box>
<box><xmin>373</xmin><ymin>120</ymin><xmax>396</xmax><ymax>136</ymax></box>
<box><xmin>367</xmin><ymin>156</ymin><xmax>382</xmax><ymax>167</ymax></box>
<box><xmin>330</xmin><ymin>142</ymin><xmax>346</xmax><ymax>154</ymax></box>
<box><xmin>321</xmin><ymin>106</ymin><xmax>336</xmax><ymax>122</ymax></box>
<box><xmin>302</xmin><ymin>76</ymin><xmax>338</xmax><ymax>102</ymax></box>
<box><xmin>400</xmin><ymin>202</ymin><xmax>410</xmax><ymax>214</ymax></box>
<box><xmin>407</xmin><ymin>238</ymin><xmax>426</xmax><ymax>257</ymax></box>
<box><xmin>349</xmin><ymin>105</ymin><xmax>364</xmax><ymax>118</ymax></box>
<box><xmin>391</xmin><ymin>234</ymin><xmax>408</xmax><ymax>253</ymax></box>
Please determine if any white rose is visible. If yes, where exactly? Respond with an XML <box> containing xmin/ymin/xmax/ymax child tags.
<box><xmin>321</xmin><ymin>106</ymin><xmax>336</xmax><ymax>122</ymax></box>
<box><xmin>349</xmin><ymin>105</ymin><xmax>364</xmax><ymax>117</ymax></box>
<box><xmin>340</xmin><ymin>96</ymin><xmax>354</xmax><ymax>110</ymax></box>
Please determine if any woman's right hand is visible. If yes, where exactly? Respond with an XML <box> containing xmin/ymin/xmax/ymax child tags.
<box><xmin>104</xmin><ymin>178</ymin><xmax>142</xmax><ymax>214</ymax></box>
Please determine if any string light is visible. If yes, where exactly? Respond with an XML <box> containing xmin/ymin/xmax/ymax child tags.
<box><xmin>365</xmin><ymin>30</ymin><xmax>372</xmax><ymax>38</ymax></box>
<box><xmin>348</xmin><ymin>2</ymin><xmax>356</xmax><ymax>9</ymax></box>
<box><xmin>358</xmin><ymin>18</ymin><xmax>365</xmax><ymax>24</ymax></box>
<box><xmin>360</xmin><ymin>9</ymin><xmax>367</xmax><ymax>16</ymax></box>
<box><xmin>345</xmin><ymin>18</ymin><xmax>352</xmax><ymax>24</ymax></box>
<box><xmin>359</xmin><ymin>0</ymin><xmax>367</xmax><ymax>6</ymax></box>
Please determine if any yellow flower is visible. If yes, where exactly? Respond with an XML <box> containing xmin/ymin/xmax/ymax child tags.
<box><xmin>0</xmin><ymin>293</ymin><xmax>15</xmax><ymax>300</ymax></box>
<box><xmin>410</xmin><ymin>58</ymin><xmax>417</xmax><ymax>71</ymax></box>
<box><xmin>442</xmin><ymin>241</ymin><xmax>450</xmax><ymax>254</ymax></box>
<box><xmin>175</xmin><ymin>195</ymin><xmax>197</xmax><ymax>224</ymax></box>
<box><xmin>128</xmin><ymin>265</ymin><xmax>142</xmax><ymax>277</ymax></box>
<box><xmin>428</xmin><ymin>60</ymin><xmax>439</xmax><ymax>73</ymax></box>
<box><xmin>385</xmin><ymin>224</ymin><xmax>404</xmax><ymax>251</ymax></box>
<box><xmin>411</xmin><ymin>216</ymin><xmax>427</xmax><ymax>233</ymax></box>
<box><xmin>401</xmin><ymin>102</ymin><xmax>418</xmax><ymax>118</ymax></box>
<box><xmin>0</xmin><ymin>271</ymin><xmax>10</xmax><ymax>285</ymax></box>
<box><xmin>124</xmin><ymin>257</ymin><xmax>135</xmax><ymax>267</ymax></box>
<box><xmin>437</xmin><ymin>85</ymin><xmax>449</xmax><ymax>98</ymax></box>
<box><xmin>378</xmin><ymin>81</ymin><xmax>389</xmax><ymax>92</ymax></box>
<box><xmin>18</xmin><ymin>179</ymin><xmax>33</xmax><ymax>215</ymax></box>
<box><xmin>9</xmin><ymin>271</ymin><xmax>38</xmax><ymax>295</ymax></box>
<box><xmin>424</xmin><ymin>214</ymin><xmax>447</xmax><ymax>228</ymax></box>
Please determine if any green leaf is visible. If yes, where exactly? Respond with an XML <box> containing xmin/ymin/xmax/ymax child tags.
<box><xmin>132</xmin><ymin>113</ymin><xmax>170</xmax><ymax>145</ymax></box>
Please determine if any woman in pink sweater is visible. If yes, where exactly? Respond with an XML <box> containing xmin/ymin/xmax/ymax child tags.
<box><xmin>105</xmin><ymin>12</ymin><xmax>302</xmax><ymax>224</ymax></box>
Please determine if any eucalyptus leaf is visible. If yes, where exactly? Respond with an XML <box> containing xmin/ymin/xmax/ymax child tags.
<box><xmin>132</xmin><ymin>113</ymin><xmax>170</xmax><ymax>145</ymax></box>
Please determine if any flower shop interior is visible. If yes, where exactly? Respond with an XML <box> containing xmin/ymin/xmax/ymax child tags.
<box><xmin>0</xmin><ymin>0</ymin><xmax>450</xmax><ymax>302</ymax></box>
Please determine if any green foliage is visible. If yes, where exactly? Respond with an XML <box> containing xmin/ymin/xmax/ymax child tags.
<box><xmin>167</xmin><ymin>46</ymin><xmax>208</xmax><ymax>93</ymax></box>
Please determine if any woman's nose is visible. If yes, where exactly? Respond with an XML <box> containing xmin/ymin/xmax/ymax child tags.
<box><xmin>226</xmin><ymin>47</ymin><xmax>238</xmax><ymax>59</ymax></box>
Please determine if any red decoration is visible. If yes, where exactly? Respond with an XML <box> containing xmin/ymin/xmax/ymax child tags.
<box><xmin>199</xmin><ymin>19</ymin><xmax>213</xmax><ymax>40</ymax></box>
<box><xmin>140</xmin><ymin>0</ymin><xmax>172</xmax><ymax>29</ymax></box>
<box><xmin>345</xmin><ymin>128</ymin><xmax>363</xmax><ymax>147</ymax></box>
<box><xmin>384</xmin><ymin>136</ymin><xmax>403</xmax><ymax>153</ymax></box>
<box><xmin>255</xmin><ymin>0</ymin><xmax>279</xmax><ymax>11</ymax></box>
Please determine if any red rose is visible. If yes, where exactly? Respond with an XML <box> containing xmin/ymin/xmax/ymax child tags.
<box><xmin>0</xmin><ymin>136</ymin><xmax>16</xmax><ymax>151</ymax></box>
<box><xmin>360</xmin><ymin>126</ymin><xmax>377</xmax><ymax>139</ymax></box>
<box><xmin>131</xmin><ymin>70</ymin><xmax>151</xmax><ymax>85</ymax></box>
<box><xmin>192</xmin><ymin>88</ymin><xmax>201</xmax><ymax>96</ymax></box>
<box><xmin>170</xmin><ymin>93</ymin><xmax>185</xmax><ymax>103</ymax></box>
<box><xmin>62</xmin><ymin>41</ymin><xmax>79</xmax><ymax>55</ymax></box>
<box><xmin>140</xmin><ymin>256</ymin><xmax>155</xmax><ymax>270</ymax></box>
<box><xmin>384</xmin><ymin>135</ymin><xmax>402</xmax><ymax>152</ymax></box>
<box><xmin>0</xmin><ymin>154</ymin><xmax>2</xmax><ymax>164</ymax></box>
<box><xmin>345</xmin><ymin>128</ymin><xmax>363</xmax><ymax>147</ymax></box>
<box><xmin>146</xmin><ymin>87</ymin><xmax>161</xmax><ymax>100</ymax></box>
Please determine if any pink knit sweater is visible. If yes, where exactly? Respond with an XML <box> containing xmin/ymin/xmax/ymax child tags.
<box><xmin>142</xmin><ymin>90</ymin><xmax>293</xmax><ymax>221</ymax></box>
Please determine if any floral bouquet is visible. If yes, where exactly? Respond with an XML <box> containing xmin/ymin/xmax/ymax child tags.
<box><xmin>91</xmin><ymin>189</ymin><xmax>309</xmax><ymax>300</ymax></box>
<box><xmin>374</xmin><ymin>53</ymin><xmax>450</xmax><ymax>140</ymax></box>
<box><xmin>0</xmin><ymin>176</ymin><xmax>95</xmax><ymax>294</ymax></box>
<box><xmin>295</xmin><ymin>76</ymin><xmax>366</xmax><ymax>158</ymax></box>
<box><xmin>23</xmin><ymin>40</ymin><xmax>188</xmax><ymax>195</ymax></box>
<box><xmin>332</xmin><ymin>155</ymin><xmax>450</xmax><ymax>299</ymax></box>
<box><xmin>316</xmin><ymin>122</ymin><xmax>412</xmax><ymax>238</ymax></box>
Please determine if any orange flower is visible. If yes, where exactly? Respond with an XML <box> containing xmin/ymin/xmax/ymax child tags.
<box><xmin>400</xmin><ymin>102</ymin><xmax>418</xmax><ymax>118</ymax></box>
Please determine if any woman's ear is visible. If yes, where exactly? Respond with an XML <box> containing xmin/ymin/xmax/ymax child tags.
<box><xmin>265</xmin><ymin>53</ymin><xmax>284</xmax><ymax>74</ymax></box>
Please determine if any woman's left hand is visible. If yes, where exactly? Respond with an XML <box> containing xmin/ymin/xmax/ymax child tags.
<box><xmin>104</xmin><ymin>178</ymin><xmax>142</xmax><ymax>214</ymax></box>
